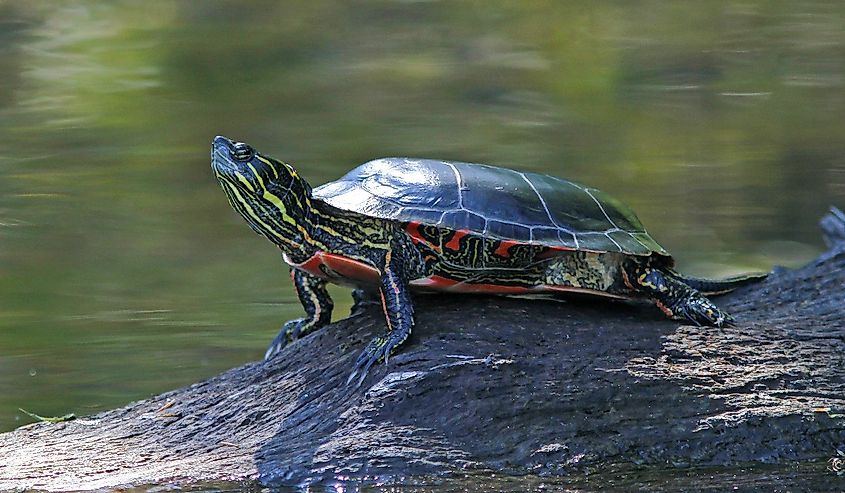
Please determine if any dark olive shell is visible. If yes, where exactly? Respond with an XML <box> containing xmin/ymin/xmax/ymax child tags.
<box><xmin>313</xmin><ymin>158</ymin><xmax>668</xmax><ymax>257</ymax></box>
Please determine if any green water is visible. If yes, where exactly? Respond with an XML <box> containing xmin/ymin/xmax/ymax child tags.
<box><xmin>1</xmin><ymin>0</ymin><xmax>844</xmax><ymax>488</ymax></box>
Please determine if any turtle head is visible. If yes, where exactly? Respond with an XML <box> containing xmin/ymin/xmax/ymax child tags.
<box><xmin>211</xmin><ymin>135</ymin><xmax>313</xmax><ymax>251</ymax></box>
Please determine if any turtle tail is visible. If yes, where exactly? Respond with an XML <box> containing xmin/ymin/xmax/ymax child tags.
<box><xmin>667</xmin><ymin>270</ymin><xmax>768</xmax><ymax>296</ymax></box>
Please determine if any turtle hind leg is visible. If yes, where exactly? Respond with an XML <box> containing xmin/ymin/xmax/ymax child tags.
<box><xmin>627</xmin><ymin>265</ymin><xmax>735</xmax><ymax>327</ymax></box>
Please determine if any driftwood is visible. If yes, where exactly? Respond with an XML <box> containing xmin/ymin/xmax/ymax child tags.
<box><xmin>2</xmin><ymin>209</ymin><xmax>844</xmax><ymax>491</ymax></box>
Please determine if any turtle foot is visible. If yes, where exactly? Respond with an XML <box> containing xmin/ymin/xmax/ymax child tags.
<box><xmin>634</xmin><ymin>266</ymin><xmax>736</xmax><ymax>328</ymax></box>
<box><xmin>264</xmin><ymin>318</ymin><xmax>319</xmax><ymax>360</ymax></box>
<box><xmin>665</xmin><ymin>297</ymin><xmax>735</xmax><ymax>328</ymax></box>
<box><xmin>347</xmin><ymin>330</ymin><xmax>410</xmax><ymax>387</ymax></box>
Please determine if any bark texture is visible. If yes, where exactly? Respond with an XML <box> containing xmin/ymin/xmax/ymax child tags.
<box><xmin>2</xmin><ymin>210</ymin><xmax>844</xmax><ymax>491</ymax></box>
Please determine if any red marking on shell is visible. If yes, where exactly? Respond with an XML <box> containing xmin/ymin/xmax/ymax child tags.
<box><xmin>405</xmin><ymin>221</ymin><xmax>441</xmax><ymax>253</ymax></box>
<box><xmin>405</xmin><ymin>221</ymin><xmax>422</xmax><ymax>244</ymax></box>
<box><xmin>409</xmin><ymin>276</ymin><xmax>627</xmax><ymax>299</ymax></box>
<box><xmin>444</xmin><ymin>229</ymin><xmax>469</xmax><ymax>251</ymax></box>
<box><xmin>288</xmin><ymin>251</ymin><xmax>380</xmax><ymax>285</ymax></box>
<box><xmin>493</xmin><ymin>239</ymin><xmax>518</xmax><ymax>257</ymax></box>
<box><xmin>406</xmin><ymin>221</ymin><xmax>588</xmax><ymax>258</ymax></box>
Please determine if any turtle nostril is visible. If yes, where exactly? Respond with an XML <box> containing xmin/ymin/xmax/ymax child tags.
<box><xmin>232</xmin><ymin>142</ymin><xmax>254</xmax><ymax>161</ymax></box>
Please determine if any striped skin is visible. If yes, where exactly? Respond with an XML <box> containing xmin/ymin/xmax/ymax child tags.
<box><xmin>212</xmin><ymin>140</ymin><xmax>311</xmax><ymax>254</ymax></box>
<box><xmin>212</xmin><ymin>138</ymin><xmax>402</xmax><ymax>269</ymax></box>
<box><xmin>264</xmin><ymin>269</ymin><xmax>334</xmax><ymax>359</ymax></box>
<box><xmin>212</xmin><ymin>137</ymin><xmax>422</xmax><ymax>383</ymax></box>
<box><xmin>211</xmin><ymin>136</ymin><xmax>757</xmax><ymax>383</ymax></box>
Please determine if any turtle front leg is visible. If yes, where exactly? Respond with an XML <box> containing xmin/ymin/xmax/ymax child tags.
<box><xmin>265</xmin><ymin>268</ymin><xmax>334</xmax><ymax>360</ymax></box>
<box><xmin>627</xmin><ymin>265</ymin><xmax>735</xmax><ymax>327</ymax></box>
<box><xmin>348</xmin><ymin>249</ymin><xmax>415</xmax><ymax>386</ymax></box>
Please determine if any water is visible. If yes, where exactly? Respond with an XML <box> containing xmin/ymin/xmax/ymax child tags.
<box><xmin>1</xmin><ymin>0</ymin><xmax>844</xmax><ymax>489</ymax></box>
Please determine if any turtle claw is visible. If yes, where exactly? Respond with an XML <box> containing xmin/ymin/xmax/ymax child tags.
<box><xmin>347</xmin><ymin>332</ymin><xmax>408</xmax><ymax>387</ymax></box>
<box><xmin>347</xmin><ymin>337</ymin><xmax>387</xmax><ymax>387</ymax></box>
<box><xmin>264</xmin><ymin>318</ymin><xmax>313</xmax><ymax>360</ymax></box>
<box><xmin>346</xmin><ymin>355</ymin><xmax>378</xmax><ymax>388</ymax></box>
<box><xmin>264</xmin><ymin>338</ymin><xmax>286</xmax><ymax>361</ymax></box>
<box><xmin>346</xmin><ymin>369</ymin><xmax>359</xmax><ymax>387</ymax></box>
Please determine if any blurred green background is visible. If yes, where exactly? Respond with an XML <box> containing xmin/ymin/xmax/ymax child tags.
<box><xmin>1</xmin><ymin>0</ymin><xmax>843</xmax><ymax>435</ymax></box>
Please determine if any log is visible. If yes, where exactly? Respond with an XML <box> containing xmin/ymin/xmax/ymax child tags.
<box><xmin>2</xmin><ymin>210</ymin><xmax>844</xmax><ymax>491</ymax></box>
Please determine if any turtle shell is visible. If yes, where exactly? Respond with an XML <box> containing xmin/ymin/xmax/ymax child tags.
<box><xmin>313</xmin><ymin>158</ymin><xmax>669</xmax><ymax>257</ymax></box>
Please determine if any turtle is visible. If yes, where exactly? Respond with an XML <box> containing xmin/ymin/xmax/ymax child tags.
<box><xmin>211</xmin><ymin>135</ymin><xmax>765</xmax><ymax>384</ymax></box>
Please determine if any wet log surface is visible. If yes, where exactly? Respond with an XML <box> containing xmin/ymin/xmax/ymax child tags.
<box><xmin>2</xmin><ymin>211</ymin><xmax>844</xmax><ymax>491</ymax></box>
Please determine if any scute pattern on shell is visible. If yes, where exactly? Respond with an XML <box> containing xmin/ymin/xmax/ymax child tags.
<box><xmin>313</xmin><ymin>157</ymin><xmax>669</xmax><ymax>257</ymax></box>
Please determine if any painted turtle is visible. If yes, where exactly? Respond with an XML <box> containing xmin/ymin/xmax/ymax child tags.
<box><xmin>211</xmin><ymin>136</ymin><xmax>764</xmax><ymax>383</ymax></box>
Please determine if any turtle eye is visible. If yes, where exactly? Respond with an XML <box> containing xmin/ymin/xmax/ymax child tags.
<box><xmin>232</xmin><ymin>142</ymin><xmax>254</xmax><ymax>161</ymax></box>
